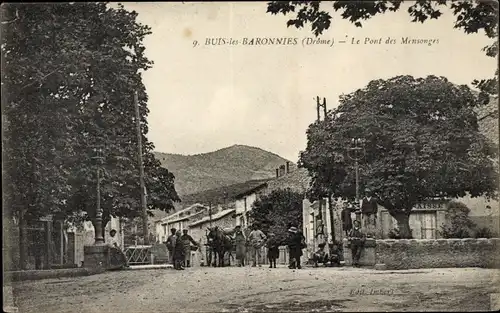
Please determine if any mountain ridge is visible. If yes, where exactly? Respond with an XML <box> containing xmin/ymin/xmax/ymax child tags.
<box><xmin>154</xmin><ymin>144</ymin><xmax>292</xmax><ymax>197</ymax></box>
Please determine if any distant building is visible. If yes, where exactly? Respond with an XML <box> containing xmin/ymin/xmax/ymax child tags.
<box><xmin>188</xmin><ymin>208</ymin><xmax>237</xmax><ymax>266</ymax></box>
<box><xmin>154</xmin><ymin>204</ymin><xmax>208</xmax><ymax>243</ymax></box>
<box><xmin>266</xmin><ymin>161</ymin><xmax>310</xmax><ymax>194</ymax></box>
<box><xmin>234</xmin><ymin>182</ymin><xmax>268</xmax><ymax>228</ymax></box>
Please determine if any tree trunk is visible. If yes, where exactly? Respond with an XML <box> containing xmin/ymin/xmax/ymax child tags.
<box><xmin>394</xmin><ymin>213</ymin><xmax>412</xmax><ymax>239</ymax></box>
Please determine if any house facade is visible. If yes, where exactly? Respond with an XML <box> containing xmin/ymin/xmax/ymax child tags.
<box><xmin>234</xmin><ymin>183</ymin><xmax>269</xmax><ymax>228</ymax></box>
<box><xmin>154</xmin><ymin>203</ymin><xmax>208</xmax><ymax>243</ymax></box>
<box><xmin>188</xmin><ymin>208</ymin><xmax>237</xmax><ymax>266</ymax></box>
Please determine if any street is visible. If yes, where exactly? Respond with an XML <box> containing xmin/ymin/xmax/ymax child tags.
<box><xmin>7</xmin><ymin>266</ymin><xmax>499</xmax><ymax>312</ymax></box>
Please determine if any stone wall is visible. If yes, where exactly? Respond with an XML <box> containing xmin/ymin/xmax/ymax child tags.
<box><xmin>375</xmin><ymin>238</ymin><xmax>500</xmax><ymax>270</ymax></box>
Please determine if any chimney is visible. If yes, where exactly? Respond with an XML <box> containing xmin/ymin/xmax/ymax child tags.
<box><xmin>279</xmin><ymin>165</ymin><xmax>285</xmax><ymax>177</ymax></box>
<box><xmin>276</xmin><ymin>168</ymin><xmax>279</xmax><ymax>178</ymax></box>
<box><xmin>286</xmin><ymin>161</ymin><xmax>290</xmax><ymax>174</ymax></box>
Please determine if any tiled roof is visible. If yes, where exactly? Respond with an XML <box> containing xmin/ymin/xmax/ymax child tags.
<box><xmin>156</xmin><ymin>203</ymin><xmax>208</xmax><ymax>223</ymax></box>
<box><xmin>180</xmin><ymin>179</ymin><xmax>272</xmax><ymax>206</ymax></box>
<box><xmin>188</xmin><ymin>208</ymin><xmax>236</xmax><ymax>227</ymax></box>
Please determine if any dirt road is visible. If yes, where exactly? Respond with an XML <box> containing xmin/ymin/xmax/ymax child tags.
<box><xmin>7</xmin><ymin>266</ymin><xmax>499</xmax><ymax>312</ymax></box>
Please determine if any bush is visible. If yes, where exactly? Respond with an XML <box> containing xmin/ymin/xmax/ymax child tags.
<box><xmin>388</xmin><ymin>228</ymin><xmax>402</xmax><ymax>239</ymax></box>
<box><xmin>474</xmin><ymin>227</ymin><xmax>493</xmax><ymax>238</ymax></box>
<box><xmin>439</xmin><ymin>201</ymin><xmax>476</xmax><ymax>238</ymax></box>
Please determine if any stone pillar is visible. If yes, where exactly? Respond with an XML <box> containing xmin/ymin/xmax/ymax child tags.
<box><xmin>83</xmin><ymin>244</ymin><xmax>110</xmax><ymax>269</ymax></box>
<box><xmin>342</xmin><ymin>238</ymin><xmax>376</xmax><ymax>267</ymax></box>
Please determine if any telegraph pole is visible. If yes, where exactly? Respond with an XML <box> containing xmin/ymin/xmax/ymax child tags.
<box><xmin>316</xmin><ymin>96</ymin><xmax>326</xmax><ymax>223</ymax></box>
<box><xmin>316</xmin><ymin>96</ymin><xmax>327</xmax><ymax>121</ymax></box>
<box><xmin>134</xmin><ymin>91</ymin><xmax>149</xmax><ymax>245</ymax></box>
<box><xmin>317</xmin><ymin>96</ymin><xmax>336</xmax><ymax>244</ymax></box>
<box><xmin>209</xmin><ymin>202</ymin><xmax>212</xmax><ymax>227</ymax></box>
<box><xmin>328</xmin><ymin>194</ymin><xmax>335</xmax><ymax>243</ymax></box>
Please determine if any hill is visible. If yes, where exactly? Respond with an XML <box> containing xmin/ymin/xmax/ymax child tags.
<box><xmin>154</xmin><ymin>144</ymin><xmax>291</xmax><ymax>197</ymax></box>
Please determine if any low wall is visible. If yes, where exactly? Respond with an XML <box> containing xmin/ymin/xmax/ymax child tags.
<box><xmin>376</xmin><ymin>238</ymin><xmax>500</xmax><ymax>270</ymax></box>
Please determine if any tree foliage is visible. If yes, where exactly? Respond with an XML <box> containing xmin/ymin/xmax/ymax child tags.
<box><xmin>267</xmin><ymin>0</ymin><xmax>499</xmax><ymax>95</ymax></box>
<box><xmin>249</xmin><ymin>189</ymin><xmax>304</xmax><ymax>244</ymax></box>
<box><xmin>299</xmin><ymin>75</ymin><xmax>498</xmax><ymax>238</ymax></box>
<box><xmin>1</xmin><ymin>3</ymin><xmax>180</xmax><ymax>229</ymax></box>
<box><xmin>439</xmin><ymin>201</ymin><xmax>476</xmax><ymax>238</ymax></box>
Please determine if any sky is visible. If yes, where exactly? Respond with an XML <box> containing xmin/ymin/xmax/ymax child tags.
<box><xmin>120</xmin><ymin>2</ymin><xmax>496</xmax><ymax>162</ymax></box>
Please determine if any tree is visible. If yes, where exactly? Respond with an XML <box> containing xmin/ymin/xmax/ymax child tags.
<box><xmin>266</xmin><ymin>1</ymin><xmax>498</xmax><ymax>96</ymax></box>
<box><xmin>299</xmin><ymin>75</ymin><xmax>498</xmax><ymax>238</ymax></box>
<box><xmin>249</xmin><ymin>189</ymin><xmax>304</xmax><ymax>243</ymax></box>
<box><xmin>439</xmin><ymin>201</ymin><xmax>476</xmax><ymax>238</ymax></box>
<box><xmin>1</xmin><ymin>3</ymin><xmax>180</xmax><ymax>266</ymax></box>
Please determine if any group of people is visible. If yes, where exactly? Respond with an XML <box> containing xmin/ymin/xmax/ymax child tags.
<box><xmin>230</xmin><ymin>223</ymin><xmax>306</xmax><ymax>269</ymax></box>
<box><xmin>164</xmin><ymin>215</ymin><xmax>368</xmax><ymax>270</ymax></box>
<box><xmin>165</xmin><ymin>228</ymin><xmax>199</xmax><ymax>270</ymax></box>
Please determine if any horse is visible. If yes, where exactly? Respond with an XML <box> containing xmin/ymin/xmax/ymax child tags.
<box><xmin>206</xmin><ymin>226</ymin><xmax>234</xmax><ymax>267</ymax></box>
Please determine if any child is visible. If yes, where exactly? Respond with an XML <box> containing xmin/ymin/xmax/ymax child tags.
<box><xmin>312</xmin><ymin>243</ymin><xmax>328</xmax><ymax>267</ymax></box>
<box><xmin>108</xmin><ymin>229</ymin><xmax>129</xmax><ymax>268</ymax></box>
<box><xmin>348</xmin><ymin>220</ymin><xmax>366</xmax><ymax>267</ymax></box>
<box><xmin>266</xmin><ymin>232</ymin><xmax>279</xmax><ymax>268</ymax></box>
<box><xmin>328</xmin><ymin>242</ymin><xmax>342</xmax><ymax>267</ymax></box>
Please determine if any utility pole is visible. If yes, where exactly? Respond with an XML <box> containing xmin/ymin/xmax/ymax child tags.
<box><xmin>316</xmin><ymin>96</ymin><xmax>327</xmax><ymax>121</ymax></box>
<box><xmin>134</xmin><ymin>91</ymin><xmax>149</xmax><ymax>245</ymax></box>
<box><xmin>209</xmin><ymin>202</ymin><xmax>212</xmax><ymax>227</ymax></box>
<box><xmin>315</xmin><ymin>96</ymin><xmax>326</xmax><ymax>236</ymax></box>
<box><xmin>328</xmin><ymin>194</ymin><xmax>335</xmax><ymax>243</ymax></box>
<box><xmin>317</xmin><ymin>96</ymin><xmax>335</xmax><ymax>244</ymax></box>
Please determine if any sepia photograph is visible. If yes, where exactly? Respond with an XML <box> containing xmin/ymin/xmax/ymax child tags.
<box><xmin>2</xmin><ymin>1</ymin><xmax>499</xmax><ymax>312</ymax></box>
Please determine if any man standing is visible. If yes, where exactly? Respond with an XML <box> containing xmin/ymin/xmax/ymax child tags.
<box><xmin>165</xmin><ymin>228</ymin><xmax>177</xmax><ymax>266</ymax></box>
<box><xmin>180</xmin><ymin>229</ymin><xmax>198</xmax><ymax>268</ymax></box>
<box><xmin>287</xmin><ymin>226</ymin><xmax>304</xmax><ymax>269</ymax></box>
<box><xmin>348</xmin><ymin>220</ymin><xmax>366</xmax><ymax>267</ymax></box>
<box><xmin>233</xmin><ymin>225</ymin><xmax>247</xmax><ymax>267</ymax></box>
<box><xmin>265</xmin><ymin>232</ymin><xmax>280</xmax><ymax>268</ymax></box>
<box><xmin>360</xmin><ymin>189</ymin><xmax>378</xmax><ymax>238</ymax></box>
<box><xmin>248</xmin><ymin>224</ymin><xmax>266</xmax><ymax>267</ymax></box>
<box><xmin>173</xmin><ymin>230</ymin><xmax>185</xmax><ymax>270</ymax></box>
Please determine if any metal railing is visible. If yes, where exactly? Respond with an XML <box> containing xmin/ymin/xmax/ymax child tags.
<box><xmin>124</xmin><ymin>245</ymin><xmax>152</xmax><ymax>265</ymax></box>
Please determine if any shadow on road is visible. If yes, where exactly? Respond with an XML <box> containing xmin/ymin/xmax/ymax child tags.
<box><xmin>222</xmin><ymin>299</ymin><xmax>354</xmax><ymax>312</ymax></box>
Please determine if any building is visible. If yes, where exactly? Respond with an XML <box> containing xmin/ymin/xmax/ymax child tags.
<box><xmin>302</xmin><ymin>195</ymin><xmax>499</xmax><ymax>260</ymax></box>
<box><xmin>188</xmin><ymin>207</ymin><xmax>237</xmax><ymax>266</ymax></box>
<box><xmin>3</xmin><ymin>214</ymin><xmax>123</xmax><ymax>271</ymax></box>
<box><xmin>234</xmin><ymin>181</ymin><xmax>269</xmax><ymax>227</ymax></box>
<box><xmin>266</xmin><ymin>162</ymin><xmax>310</xmax><ymax>195</ymax></box>
<box><xmin>154</xmin><ymin>203</ymin><xmax>208</xmax><ymax>243</ymax></box>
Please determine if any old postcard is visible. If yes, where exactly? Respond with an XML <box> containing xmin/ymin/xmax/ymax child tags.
<box><xmin>2</xmin><ymin>1</ymin><xmax>499</xmax><ymax>312</ymax></box>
